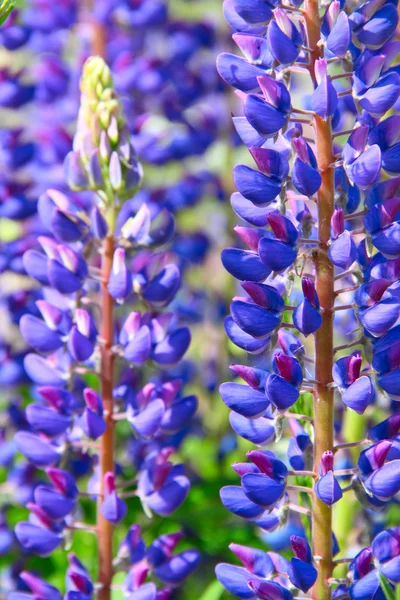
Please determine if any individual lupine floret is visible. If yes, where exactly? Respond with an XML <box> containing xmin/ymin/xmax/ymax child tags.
<box><xmin>19</xmin><ymin>299</ymin><xmax>70</xmax><ymax>354</ymax></box>
<box><xmin>243</xmin><ymin>75</ymin><xmax>291</xmax><ymax>137</ymax></box>
<box><xmin>364</xmin><ymin>177</ymin><xmax>400</xmax><ymax>259</ymax></box>
<box><xmin>237</xmin><ymin>450</ymin><xmax>288</xmax><ymax>511</ymax></box>
<box><xmin>288</xmin><ymin>536</ymin><xmax>318</xmax><ymax>593</ymax></box>
<box><xmin>266</xmin><ymin>353</ymin><xmax>303</xmax><ymax>411</ymax></box>
<box><xmin>137</xmin><ymin>448</ymin><xmax>190</xmax><ymax>517</ymax></box>
<box><xmin>119</xmin><ymin>311</ymin><xmax>191</xmax><ymax>367</ymax></box>
<box><xmin>147</xmin><ymin>532</ymin><xmax>200</xmax><ymax>585</ymax></box>
<box><xmin>310</xmin><ymin>59</ymin><xmax>338</xmax><ymax>119</ymax></box>
<box><xmin>233</xmin><ymin>148</ymin><xmax>289</xmax><ymax>206</ymax></box>
<box><xmin>217</xmin><ymin>49</ymin><xmax>270</xmax><ymax>92</ymax></box>
<box><xmin>216</xmin><ymin>542</ymin><xmax>294</xmax><ymax>599</ymax></box>
<box><xmin>119</xmin><ymin>201</ymin><xmax>175</xmax><ymax>248</ymax></box>
<box><xmin>14</xmin><ymin>430</ymin><xmax>61</xmax><ymax>467</ymax></box>
<box><xmin>222</xmin><ymin>0</ymin><xmax>274</xmax><ymax>33</ymax></box>
<box><xmin>333</xmin><ymin>351</ymin><xmax>375</xmax><ymax>413</ymax></box>
<box><xmin>352</xmin><ymin>51</ymin><xmax>400</xmax><ymax>117</ymax></box>
<box><xmin>349</xmin><ymin>528</ymin><xmax>400</xmax><ymax>600</ymax></box>
<box><xmin>14</xmin><ymin>502</ymin><xmax>64</xmax><ymax>556</ymax></box>
<box><xmin>328</xmin><ymin>207</ymin><xmax>357</xmax><ymax>270</ymax></box>
<box><xmin>267</xmin><ymin>9</ymin><xmax>302</xmax><ymax>66</ymax></box>
<box><xmin>108</xmin><ymin>247</ymin><xmax>132</xmax><ymax>300</ymax></box>
<box><xmin>9</xmin><ymin>571</ymin><xmax>62</xmax><ymax>600</ymax></box>
<box><xmin>23</xmin><ymin>237</ymin><xmax>88</xmax><ymax>294</ymax></box>
<box><xmin>101</xmin><ymin>472</ymin><xmax>127</xmax><ymax>524</ymax></box>
<box><xmin>68</xmin><ymin>308</ymin><xmax>97</xmax><ymax>362</ymax></box>
<box><xmin>349</xmin><ymin>0</ymin><xmax>398</xmax><ymax>49</ymax></box>
<box><xmin>291</xmin><ymin>137</ymin><xmax>322</xmax><ymax>197</ymax></box>
<box><xmin>368</xmin><ymin>115</ymin><xmax>400</xmax><ymax>175</ymax></box>
<box><xmin>66</xmin><ymin>554</ymin><xmax>94</xmax><ymax>599</ymax></box>
<box><xmin>126</xmin><ymin>379</ymin><xmax>197</xmax><ymax>439</ymax></box>
<box><xmin>322</xmin><ymin>1</ymin><xmax>351</xmax><ymax>58</ymax></box>
<box><xmin>293</xmin><ymin>277</ymin><xmax>322</xmax><ymax>336</ymax></box>
<box><xmin>315</xmin><ymin>451</ymin><xmax>343</xmax><ymax>506</ymax></box>
<box><xmin>229</xmin><ymin>280</ymin><xmax>283</xmax><ymax>340</ymax></box>
<box><xmin>77</xmin><ymin>388</ymin><xmax>106</xmax><ymax>440</ymax></box>
<box><xmin>342</xmin><ymin>125</ymin><xmax>381</xmax><ymax>189</ymax></box>
<box><xmin>357</xmin><ymin>284</ymin><xmax>400</xmax><ymax>338</ymax></box>
<box><xmin>38</xmin><ymin>189</ymin><xmax>90</xmax><ymax>243</ymax></box>
<box><xmin>258</xmin><ymin>214</ymin><xmax>298</xmax><ymax>272</ymax></box>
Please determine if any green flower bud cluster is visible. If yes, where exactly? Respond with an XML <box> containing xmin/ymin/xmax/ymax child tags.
<box><xmin>65</xmin><ymin>57</ymin><xmax>142</xmax><ymax>227</ymax></box>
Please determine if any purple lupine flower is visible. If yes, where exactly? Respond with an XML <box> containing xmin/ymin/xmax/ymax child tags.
<box><xmin>315</xmin><ymin>451</ymin><xmax>343</xmax><ymax>506</ymax></box>
<box><xmin>293</xmin><ymin>278</ymin><xmax>322</xmax><ymax>336</ymax></box>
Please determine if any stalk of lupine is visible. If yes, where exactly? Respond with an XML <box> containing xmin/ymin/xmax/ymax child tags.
<box><xmin>13</xmin><ymin>56</ymin><xmax>199</xmax><ymax>600</ymax></box>
<box><xmin>217</xmin><ymin>0</ymin><xmax>400</xmax><ymax>599</ymax></box>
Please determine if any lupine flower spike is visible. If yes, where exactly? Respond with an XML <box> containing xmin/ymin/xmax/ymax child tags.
<box><xmin>217</xmin><ymin>0</ymin><xmax>400</xmax><ymax>598</ymax></box>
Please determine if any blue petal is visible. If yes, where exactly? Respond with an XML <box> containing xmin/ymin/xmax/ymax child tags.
<box><xmin>154</xmin><ymin>550</ymin><xmax>200</xmax><ymax>584</ymax></box>
<box><xmin>142</xmin><ymin>264</ymin><xmax>180</xmax><ymax>308</ymax></box>
<box><xmin>231</xmin><ymin>300</ymin><xmax>281</xmax><ymax>338</ymax></box>
<box><xmin>328</xmin><ymin>231</ymin><xmax>357</xmax><ymax>269</ymax></box>
<box><xmin>215</xmin><ymin>563</ymin><xmax>256</xmax><ymax>599</ymax></box>
<box><xmin>372</xmin><ymin>223</ymin><xmax>400</xmax><ymax>259</ymax></box>
<box><xmin>231</xmin><ymin>192</ymin><xmax>273</xmax><ymax>226</ymax></box>
<box><xmin>288</xmin><ymin>558</ymin><xmax>318</xmax><ymax>592</ymax></box>
<box><xmin>220</xmin><ymin>485</ymin><xmax>264</xmax><ymax>519</ymax></box>
<box><xmin>244</xmin><ymin>94</ymin><xmax>287</xmax><ymax>136</ymax></box>
<box><xmin>358</xmin><ymin>73</ymin><xmax>400</xmax><ymax>116</ymax></box>
<box><xmin>20</xmin><ymin>315</ymin><xmax>62</xmax><ymax>353</ymax></box>
<box><xmin>222</xmin><ymin>248</ymin><xmax>271</xmax><ymax>281</ymax></box>
<box><xmin>356</xmin><ymin>4</ymin><xmax>398</xmax><ymax>48</ymax></box>
<box><xmin>224</xmin><ymin>316</ymin><xmax>270</xmax><ymax>353</ymax></box>
<box><xmin>241</xmin><ymin>472</ymin><xmax>285</xmax><ymax>508</ymax></box>
<box><xmin>145</xmin><ymin>475</ymin><xmax>190</xmax><ymax>516</ymax></box>
<box><xmin>364</xmin><ymin>460</ymin><xmax>400</xmax><ymax>500</ymax></box>
<box><xmin>315</xmin><ymin>472</ymin><xmax>343</xmax><ymax>505</ymax></box>
<box><xmin>15</xmin><ymin>522</ymin><xmax>62</xmax><ymax>556</ymax></box>
<box><xmin>293</xmin><ymin>299</ymin><xmax>322</xmax><ymax>336</ymax></box>
<box><xmin>151</xmin><ymin>327</ymin><xmax>191</xmax><ymax>365</ymax></box>
<box><xmin>267</xmin><ymin>21</ymin><xmax>299</xmax><ymax>65</ymax></box>
<box><xmin>217</xmin><ymin>53</ymin><xmax>266</xmax><ymax>91</ymax></box>
<box><xmin>233</xmin><ymin>164</ymin><xmax>282</xmax><ymax>205</ymax></box>
<box><xmin>15</xmin><ymin>431</ymin><xmax>59</xmax><ymax>466</ymax></box>
<box><xmin>130</xmin><ymin>399</ymin><xmax>165</xmax><ymax>439</ymax></box>
<box><xmin>25</xmin><ymin>404</ymin><xmax>71</xmax><ymax>437</ymax></box>
<box><xmin>258</xmin><ymin>237</ymin><xmax>297</xmax><ymax>272</ymax></box>
<box><xmin>326</xmin><ymin>11</ymin><xmax>351</xmax><ymax>57</ymax></box>
<box><xmin>341</xmin><ymin>376</ymin><xmax>375</xmax><ymax>414</ymax></box>
<box><xmin>310</xmin><ymin>76</ymin><xmax>338</xmax><ymax>118</ymax></box>
<box><xmin>34</xmin><ymin>485</ymin><xmax>75</xmax><ymax>519</ymax></box>
<box><xmin>229</xmin><ymin>412</ymin><xmax>275</xmax><ymax>445</ymax></box>
<box><xmin>266</xmin><ymin>374</ymin><xmax>299</xmax><ymax>410</ymax></box>
<box><xmin>360</xmin><ymin>299</ymin><xmax>400</xmax><ymax>337</ymax></box>
<box><xmin>292</xmin><ymin>159</ymin><xmax>322</xmax><ymax>197</ymax></box>
<box><xmin>220</xmin><ymin>382</ymin><xmax>269</xmax><ymax>418</ymax></box>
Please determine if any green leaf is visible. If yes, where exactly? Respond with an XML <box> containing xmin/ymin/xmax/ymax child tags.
<box><xmin>379</xmin><ymin>573</ymin><xmax>395</xmax><ymax>600</ymax></box>
<box><xmin>0</xmin><ymin>0</ymin><xmax>15</xmax><ymax>26</ymax></box>
<box><xmin>197</xmin><ymin>581</ymin><xmax>224</xmax><ymax>600</ymax></box>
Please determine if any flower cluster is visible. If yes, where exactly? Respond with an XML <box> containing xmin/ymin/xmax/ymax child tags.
<box><xmin>217</xmin><ymin>0</ymin><xmax>400</xmax><ymax>598</ymax></box>
<box><xmin>10</xmin><ymin>56</ymin><xmax>199</xmax><ymax>598</ymax></box>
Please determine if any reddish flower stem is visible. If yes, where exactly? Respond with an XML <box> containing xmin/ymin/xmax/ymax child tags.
<box><xmin>304</xmin><ymin>1</ymin><xmax>335</xmax><ymax>598</ymax></box>
<box><xmin>97</xmin><ymin>235</ymin><xmax>115</xmax><ymax>600</ymax></box>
